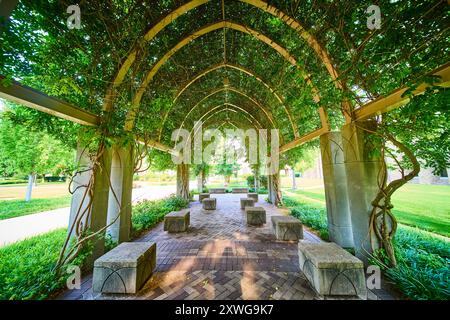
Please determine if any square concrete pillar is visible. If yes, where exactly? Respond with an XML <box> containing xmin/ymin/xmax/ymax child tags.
<box><xmin>202</xmin><ymin>197</ymin><xmax>216</xmax><ymax>210</ymax></box>
<box><xmin>245</xmin><ymin>207</ymin><xmax>266</xmax><ymax>226</ymax></box>
<box><xmin>199</xmin><ymin>193</ymin><xmax>210</xmax><ymax>202</ymax></box>
<box><xmin>320</xmin><ymin>132</ymin><xmax>354</xmax><ymax>248</ymax></box>
<box><xmin>271</xmin><ymin>216</ymin><xmax>303</xmax><ymax>241</ymax></box>
<box><xmin>240</xmin><ymin>198</ymin><xmax>255</xmax><ymax>209</ymax></box>
<box><xmin>68</xmin><ymin>143</ymin><xmax>112</xmax><ymax>264</ymax></box>
<box><xmin>298</xmin><ymin>241</ymin><xmax>366</xmax><ymax>298</ymax></box>
<box><xmin>341</xmin><ymin>121</ymin><xmax>383</xmax><ymax>263</ymax></box>
<box><xmin>164</xmin><ymin>210</ymin><xmax>190</xmax><ymax>233</ymax></box>
<box><xmin>106</xmin><ymin>144</ymin><xmax>134</xmax><ymax>244</ymax></box>
<box><xmin>93</xmin><ymin>242</ymin><xmax>156</xmax><ymax>294</ymax></box>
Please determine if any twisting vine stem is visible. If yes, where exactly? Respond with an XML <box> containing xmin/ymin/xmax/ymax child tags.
<box><xmin>357</xmin><ymin>124</ymin><xmax>420</xmax><ymax>267</ymax></box>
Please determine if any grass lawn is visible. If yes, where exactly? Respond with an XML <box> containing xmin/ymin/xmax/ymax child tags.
<box><xmin>283</xmin><ymin>183</ymin><xmax>450</xmax><ymax>237</ymax></box>
<box><xmin>0</xmin><ymin>195</ymin><xmax>190</xmax><ymax>300</ymax></box>
<box><xmin>0</xmin><ymin>228</ymin><xmax>68</xmax><ymax>300</ymax></box>
<box><xmin>0</xmin><ymin>182</ymin><xmax>69</xmax><ymax>200</ymax></box>
<box><xmin>0</xmin><ymin>195</ymin><xmax>72</xmax><ymax>220</ymax></box>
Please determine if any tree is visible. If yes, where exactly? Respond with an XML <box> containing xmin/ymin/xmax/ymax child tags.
<box><xmin>194</xmin><ymin>162</ymin><xmax>210</xmax><ymax>192</ymax></box>
<box><xmin>0</xmin><ymin>114</ymin><xmax>74</xmax><ymax>200</ymax></box>
<box><xmin>215</xmin><ymin>161</ymin><xmax>240</xmax><ymax>187</ymax></box>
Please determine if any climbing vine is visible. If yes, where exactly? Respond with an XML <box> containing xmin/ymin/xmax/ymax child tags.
<box><xmin>0</xmin><ymin>1</ymin><xmax>448</xmax><ymax>270</ymax></box>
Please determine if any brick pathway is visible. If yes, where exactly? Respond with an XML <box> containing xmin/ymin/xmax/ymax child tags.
<box><xmin>58</xmin><ymin>194</ymin><xmax>391</xmax><ymax>300</ymax></box>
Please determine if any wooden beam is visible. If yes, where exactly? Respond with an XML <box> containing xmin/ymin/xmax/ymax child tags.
<box><xmin>0</xmin><ymin>77</ymin><xmax>99</xmax><ymax>126</ymax></box>
<box><xmin>0</xmin><ymin>0</ymin><xmax>19</xmax><ymax>34</ymax></box>
<box><xmin>280</xmin><ymin>127</ymin><xmax>328</xmax><ymax>153</ymax></box>
<box><xmin>0</xmin><ymin>77</ymin><xmax>178</xmax><ymax>155</ymax></box>
<box><xmin>136</xmin><ymin>136</ymin><xmax>180</xmax><ymax>156</ymax></box>
<box><xmin>354</xmin><ymin>63</ymin><xmax>450</xmax><ymax>121</ymax></box>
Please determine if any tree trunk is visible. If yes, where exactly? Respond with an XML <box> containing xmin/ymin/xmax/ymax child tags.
<box><xmin>197</xmin><ymin>170</ymin><xmax>204</xmax><ymax>193</ymax></box>
<box><xmin>272</xmin><ymin>172</ymin><xmax>282</xmax><ymax>206</ymax></box>
<box><xmin>224</xmin><ymin>175</ymin><xmax>230</xmax><ymax>187</ymax></box>
<box><xmin>254</xmin><ymin>171</ymin><xmax>258</xmax><ymax>191</ymax></box>
<box><xmin>291</xmin><ymin>168</ymin><xmax>297</xmax><ymax>190</ymax></box>
<box><xmin>176</xmin><ymin>164</ymin><xmax>190</xmax><ymax>200</ymax></box>
<box><xmin>25</xmin><ymin>173</ymin><xmax>35</xmax><ymax>202</ymax></box>
<box><xmin>268</xmin><ymin>172</ymin><xmax>282</xmax><ymax>206</ymax></box>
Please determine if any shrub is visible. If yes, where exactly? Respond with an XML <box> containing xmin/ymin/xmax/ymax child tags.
<box><xmin>246</xmin><ymin>175</ymin><xmax>268</xmax><ymax>189</ymax></box>
<box><xmin>131</xmin><ymin>195</ymin><xmax>188</xmax><ymax>234</ymax></box>
<box><xmin>290</xmin><ymin>204</ymin><xmax>329</xmax><ymax>240</ymax></box>
<box><xmin>257</xmin><ymin>188</ymin><xmax>268</xmax><ymax>194</ymax></box>
<box><xmin>372</xmin><ymin>226</ymin><xmax>449</xmax><ymax>300</ymax></box>
<box><xmin>0</xmin><ymin>179</ymin><xmax>28</xmax><ymax>185</ymax></box>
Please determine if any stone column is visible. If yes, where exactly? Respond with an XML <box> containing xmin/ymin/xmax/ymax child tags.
<box><xmin>68</xmin><ymin>143</ymin><xmax>112</xmax><ymax>264</ymax></box>
<box><xmin>418</xmin><ymin>167</ymin><xmax>440</xmax><ymax>185</ymax></box>
<box><xmin>291</xmin><ymin>168</ymin><xmax>297</xmax><ymax>190</ymax></box>
<box><xmin>267</xmin><ymin>174</ymin><xmax>273</xmax><ymax>203</ymax></box>
<box><xmin>320</xmin><ymin>132</ymin><xmax>354</xmax><ymax>248</ymax></box>
<box><xmin>106</xmin><ymin>144</ymin><xmax>134</xmax><ymax>244</ymax></box>
<box><xmin>341</xmin><ymin>121</ymin><xmax>383</xmax><ymax>263</ymax></box>
<box><xmin>176</xmin><ymin>163</ymin><xmax>190</xmax><ymax>200</ymax></box>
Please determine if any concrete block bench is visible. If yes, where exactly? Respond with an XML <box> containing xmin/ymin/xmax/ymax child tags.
<box><xmin>209</xmin><ymin>188</ymin><xmax>226</xmax><ymax>194</ymax></box>
<box><xmin>232</xmin><ymin>187</ymin><xmax>249</xmax><ymax>193</ymax></box>
<box><xmin>247</xmin><ymin>193</ymin><xmax>258</xmax><ymax>202</ymax></box>
<box><xmin>202</xmin><ymin>197</ymin><xmax>217</xmax><ymax>210</ymax></box>
<box><xmin>93</xmin><ymin>242</ymin><xmax>156</xmax><ymax>294</ymax></box>
<box><xmin>298</xmin><ymin>242</ymin><xmax>366</xmax><ymax>298</ymax></box>
<box><xmin>163</xmin><ymin>209</ymin><xmax>190</xmax><ymax>233</ymax></box>
<box><xmin>271</xmin><ymin>216</ymin><xmax>303</xmax><ymax>241</ymax></box>
<box><xmin>199</xmin><ymin>193</ymin><xmax>210</xmax><ymax>202</ymax></box>
<box><xmin>240</xmin><ymin>197</ymin><xmax>255</xmax><ymax>209</ymax></box>
<box><xmin>245</xmin><ymin>207</ymin><xmax>266</xmax><ymax>226</ymax></box>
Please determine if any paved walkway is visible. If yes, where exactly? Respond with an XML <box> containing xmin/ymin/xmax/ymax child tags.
<box><xmin>0</xmin><ymin>185</ymin><xmax>181</xmax><ymax>247</ymax></box>
<box><xmin>58</xmin><ymin>194</ymin><xmax>392</xmax><ymax>300</ymax></box>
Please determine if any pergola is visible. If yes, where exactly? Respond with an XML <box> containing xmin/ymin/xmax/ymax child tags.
<box><xmin>0</xmin><ymin>0</ymin><xmax>448</xmax><ymax>267</ymax></box>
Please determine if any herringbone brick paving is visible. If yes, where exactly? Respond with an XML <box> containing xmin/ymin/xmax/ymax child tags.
<box><xmin>58</xmin><ymin>194</ymin><xmax>391</xmax><ymax>300</ymax></box>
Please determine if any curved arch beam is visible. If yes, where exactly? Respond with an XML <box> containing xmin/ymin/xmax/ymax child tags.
<box><xmin>193</xmin><ymin>104</ymin><xmax>263</xmax><ymax>131</ymax></box>
<box><xmin>181</xmin><ymin>108</ymin><xmax>262</xmax><ymax>152</ymax></box>
<box><xmin>189</xmin><ymin>105</ymin><xmax>263</xmax><ymax>145</ymax></box>
<box><xmin>171</xmin><ymin>62</ymin><xmax>299</xmax><ymax>137</ymax></box>
<box><xmin>125</xmin><ymin>20</ymin><xmax>322</xmax><ymax>131</ymax></box>
<box><xmin>166</xmin><ymin>87</ymin><xmax>279</xmax><ymax>141</ymax></box>
<box><xmin>104</xmin><ymin>0</ymin><xmax>348</xmax><ymax>118</ymax></box>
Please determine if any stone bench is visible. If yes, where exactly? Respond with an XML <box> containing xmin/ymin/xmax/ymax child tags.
<box><xmin>209</xmin><ymin>188</ymin><xmax>226</xmax><ymax>194</ymax></box>
<box><xmin>232</xmin><ymin>187</ymin><xmax>249</xmax><ymax>193</ymax></box>
<box><xmin>163</xmin><ymin>209</ymin><xmax>190</xmax><ymax>233</ymax></box>
<box><xmin>202</xmin><ymin>197</ymin><xmax>216</xmax><ymax>210</ymax></box>
<box><xmin>240</xmin><ymin>197</ymin><xmax>255</xmax><ymax>209</ymax></box>
<box><xmin>245</xmin><ymin>207</ymin><xmax>266</xmax><ymax>226</ymax></box>
<box><xmin>199</xmin><ymin>193</ymin><xmax>210</xmax><ymax>202</ymax></box>
<box><xmin>93</xmin><ymin>242</ymin><xmax>156</xmax><ymax>294</ymax></box>
<box><xmin>271</xmin><ymin>216</ymin><xmax>303</xmax><ymax>241</ymax></box>
<box><xmin>247</xmin><ymin>193</ymin><xmax>258</xmax><ymax>202</ymax></box>
<box><xmin>298</xmin><ymin>242</ymin><xmax>366</xmax><ymax>298</ymax></box>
